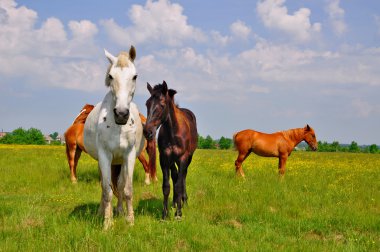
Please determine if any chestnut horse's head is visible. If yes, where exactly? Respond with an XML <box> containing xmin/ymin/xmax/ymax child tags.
<box><xmin>104</xmin><ymin>46</ymin><xmax>137</xmax><ymax>125</ymax></box>
<box><xmin>143</xmin><ymin>81</ymin><xmax>176</xmax><ymax>140</ymax></box>
<box><xmin>303</xmin><ymin>124</ymin><xmax>318</xmax><ymax>151</ymax></box>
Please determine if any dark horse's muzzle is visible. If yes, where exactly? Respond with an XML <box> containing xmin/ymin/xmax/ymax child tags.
<box><xmin>143</xmin><ymin>126</ymin><xmax>155</xmax><ymax>141</ymax></box>
<box><xmin>114</xmin><ymin>108</ymin><xmax>130</xmax><ymax>125</ymax></box>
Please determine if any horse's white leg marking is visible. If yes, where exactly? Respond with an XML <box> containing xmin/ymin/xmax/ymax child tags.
<box><xmin>98</xmin><ymin>149</ymin><xmax>113</xmax><ymax>230</ymax></box>
<box><xmin>124</xmin><ymin>146</ymin><xmax>136</xmax><ymax>225</ymax></box>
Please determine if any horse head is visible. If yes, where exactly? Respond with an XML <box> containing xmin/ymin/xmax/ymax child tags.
<box><xmin>104</xmin><ymin>46</ymin><xmax>137</xmax><ymax>125</ymax></box>
<box><xmin>143</xmin><ymin>81</ymin><xmax>176</xmax><ymax>140</ymax></box>
<box><xmin>303</xmin><ymin>124</ymin><xmax>318</xmax><ymax>151</ymax></box>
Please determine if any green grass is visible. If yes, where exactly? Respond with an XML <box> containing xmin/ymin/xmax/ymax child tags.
<box><xmin>0</xmin><ymin>145</ymin><xmax>379</xmax><ymax>251</ymax></box>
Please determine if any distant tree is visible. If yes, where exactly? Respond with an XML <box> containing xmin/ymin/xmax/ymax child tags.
<box><xmin>369</xmin><ymin>144</ymin><xmax>379</xmax><ymax>154</ymax></box>
<box><xmin>49</xmin><ymin>132</ymin><xmax>59</xmax><ymax>140</ymax></box>
<box><xmin>219</xmin><ymin>136</ymin><xmax>232</xmax><ymax>149</ymax></box>
<box><xmin>348</xmin><ymin>141</ymin><xmax>360</xmax><ymax>153</ymax></box>
<box><xmin>330</xmin><ymin>141</ymin><xmax>340</xmax><ymax>152</ymax></box>
<box><xmin>0</xmin><ymin>127</ymin><xmax>45</xmax><ymax>145</ymax></box>
<box><xmin>198</xmin><ymin>135</ymin><xmax>216</xmax><ymax>149</ymax></box>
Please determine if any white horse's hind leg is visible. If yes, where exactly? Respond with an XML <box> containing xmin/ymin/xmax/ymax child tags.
<box><xmin>98</xmin><ymin>151</ymin><xmax>113</xmax><ymax>230</ymax></box>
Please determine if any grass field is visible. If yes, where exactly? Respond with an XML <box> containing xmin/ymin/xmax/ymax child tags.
<box><xmin>0</xmin><ymin>145</ymin><xmax>379</xmax><ymax>251</ymax></box>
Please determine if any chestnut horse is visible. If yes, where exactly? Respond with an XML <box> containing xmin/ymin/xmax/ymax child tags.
<box><xmin>64</xmin><ymin>104</ymin><xmax>157</xmax><ymax>184</ymax></box>
<box><xmin>143</xmin><ymin>81</ymin><xmax>197</xmax><ymax>220</ymax></box>
<box><xmin>233</xmin><ymin>125</ymin><xmax>317</xmax><ymax>177</ymax></box>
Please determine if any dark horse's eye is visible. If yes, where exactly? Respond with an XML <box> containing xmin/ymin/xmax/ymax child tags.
<box><xmin>133</xmin><ymin>75</ymin><xmax>138</xmax><ymax>81</ymax></box>
<box><xmin>108</xmin><ymin>74</ymin><xmax>113</xmax><ymax>80</ymax></box>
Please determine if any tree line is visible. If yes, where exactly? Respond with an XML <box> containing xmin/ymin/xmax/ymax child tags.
<box><xmin>198</xmin><ymin>135</ymin><xmax>379</xmax><ymax>154</ymax></box>
<box><xmin>0</xmin><ymin>127</ymin><xmax>61</xmax><ymax>145</ymax></box>
<box><xmin>0</xmin><ymin>128</ymin><xmax>379</xmax><ymax>154</ymax></box>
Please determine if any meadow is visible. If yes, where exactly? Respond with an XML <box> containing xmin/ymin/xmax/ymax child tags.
<box><xmin>0</xmin><ymin>145</ymin><xmax>379</xmax><ymax>251</ymax></box>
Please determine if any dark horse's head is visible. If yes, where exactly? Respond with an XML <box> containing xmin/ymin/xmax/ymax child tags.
<box><xmin>143</xmin><ymin>81</ymin><xmax>177</xmax><ymax>140</ymax></box>
<box><xmin>303</xmin><ymin>124</ymin><xmax>318</xmax><ymax>151</ymax></box>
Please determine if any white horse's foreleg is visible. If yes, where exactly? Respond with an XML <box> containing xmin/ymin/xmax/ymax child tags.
<box><xmin>98</xmin><ymin>150</ymin><xmax>113</xmax><ymax>230</ymax></box>
<box><xmin>121</xmin><ymin>146</ymin><xmax>136</xmax><ymax>225</ymax></box>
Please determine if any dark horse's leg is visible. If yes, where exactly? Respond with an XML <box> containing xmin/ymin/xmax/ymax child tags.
<box><xmin>170</xmin><ymin>163</ymin><xmax>178</xmax><ymax>208</ymax></box>
<box><xmin>182</xmin><ymin>154</ymin><xmax>192</xmax><ymax>204</ymax></box>
<box><xmin>160</xmin><ymin>153</ymin><xmax>171</xmax><ymax>220</ymax></box>
<box><xmin>174</xmin><ymin>156</ymin><xmax>191</xmax><ymax>219</ymax></box>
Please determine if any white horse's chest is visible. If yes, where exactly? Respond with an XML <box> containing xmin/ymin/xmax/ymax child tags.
<box><xmin>97</xmin><ymin>107</ymin><xmax>136</xmax><ymax>158</ymax></box>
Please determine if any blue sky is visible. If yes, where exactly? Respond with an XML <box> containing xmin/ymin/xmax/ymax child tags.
<box><xmin>1</xmin><ymin>0</ymin><xmax>380</xmax><ymax>144</ymax></box>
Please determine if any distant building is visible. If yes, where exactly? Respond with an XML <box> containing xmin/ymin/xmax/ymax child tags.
<box><xmin>44</xmin><ymin>135</ymin><xmax>54</xmax><ymax>144</ymax></box>
<box><xmin>0</xmin><ymin>132</ymin><xmax>8</xmax><ymax>139</ymax></box>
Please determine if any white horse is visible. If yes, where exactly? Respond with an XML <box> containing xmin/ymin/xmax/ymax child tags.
<box><xmin>83</xmin><ymin>46</ymin><xmax>144</xmax><ymax>229</ymax></box>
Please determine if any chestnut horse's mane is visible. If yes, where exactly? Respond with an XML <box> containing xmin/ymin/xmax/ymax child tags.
<box><xmin>72</xmin><ymin>104</ymin><xmax>94</xmax><ymax>125</ymax></box>
<box><xmin>280</xmin><ymin>128</ymin><xmax>304</xmax><ymax>141</ymax></box>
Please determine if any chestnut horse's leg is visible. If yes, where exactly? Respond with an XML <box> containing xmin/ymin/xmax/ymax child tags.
<box><xmin>278</xmin><ymin>154</ymin><xmax>288</xmax><ymax>176</ymax></box>
<box><xmin>234</xmin><ymin>150</ymin><xmax>251</xmax><ymax>177</ymax></box>
<box><xmin>65</xmin><ymin>141</ymin><xmax>78</xmax><ymax>183</ymax></box>
<box><xmin>73</xmin><ymin>147</ymin><xmax>82</xmax><ymax>182</ymax></box>
<box><xmin>138</xmin><ymin>153</ymin><xmax>151</xmax><ymax>185</ymax></box>
<box><xmin>160</xmin><ymin>153</ymin><xmax>171</xmax><ymax>220</ymax></box>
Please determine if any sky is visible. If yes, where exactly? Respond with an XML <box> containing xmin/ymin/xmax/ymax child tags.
<box><xmin>0</xmin><ymin>0</ymin><xmax>380</xmax><ymax>145</ymax></box>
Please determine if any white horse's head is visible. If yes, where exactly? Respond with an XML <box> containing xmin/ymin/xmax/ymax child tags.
<box><xmin>104</xmin><ymin>46</ymin><xmax>137</xmax><ymax>125</ymax></box>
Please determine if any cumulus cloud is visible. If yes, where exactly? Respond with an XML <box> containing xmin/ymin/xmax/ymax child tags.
<box><xmin>326</xmin><ymin>0</ymin><xmax>347</xmax><ymax>36</ymax></box>
<box><xmin>101</xmin><ymin>0</ymin><xmax>206</xmax><ymax>47</ymax></box>
<box><xmin>230</xmin><ymin>20</ymin><xmax>251</xmax><ymax>40</ymax></box>
<box><xmin>256</xmin><ymin>0</ymin><xmax>321</xmax><ymax>42</ymax></box>
<box><xmin>0</xmin><ymin>0</ymin><xmax>102</xmax><ymax>91</ymax></box>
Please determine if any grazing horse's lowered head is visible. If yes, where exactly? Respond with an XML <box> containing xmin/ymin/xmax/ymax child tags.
<box><xmin>104</xmin><ymin>46</ymin><xmax>137</xmax><ymax>125</ymax></box>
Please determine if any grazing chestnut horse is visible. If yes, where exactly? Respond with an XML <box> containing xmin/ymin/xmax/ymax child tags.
<box><xmin>64</xmin><ymin>105</ymin><xmax>157</xmax><ymax>184</ymax></box>
<box><xmin>143</xmin><ymin>81</ymin><xmax>197</xmax><ymax>220</ymax></box>
<box><xmin>233</xmin><ymin>125</ymin><xmax>317</xmax><ymax>177</ymax></box>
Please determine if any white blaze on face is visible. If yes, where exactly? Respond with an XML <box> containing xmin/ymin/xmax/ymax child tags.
<box><xmin>105</xmin><ymin>50</ymin><xmax>137</xmax><ymax>116</ymax></box>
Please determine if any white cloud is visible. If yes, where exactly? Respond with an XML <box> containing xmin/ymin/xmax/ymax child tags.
<box><xmin>230</xmin><ymin>20</ymin><xmax>251</xmax><ymax>40</ymax></box>
<box><xmin>0</xmin><ymin>0</ymin><xmax>102</xmax><ymax>91</ymax></box>
<box><xmin>256</xmin><ymin>0</ymin><xmax>321</xmax><ymax>42</ymax></box>
<box><xmin>326</xmin><ymin>0</ymin><xmax>347</xmax><ymax>36</ymax></box>
<box><xmin>352</xmin><ymin>99</ymin><xmax>380</xmax><ymax>118</ymax></box>
<box><xmin>375</xmin><ymin>15</ymin><xmax>380</xmax><ymax>36</ymax></box>
<box><xmin>101</xmin><ymin>0</ymin><xmax>206</xmax><ymax>47</ymax></box>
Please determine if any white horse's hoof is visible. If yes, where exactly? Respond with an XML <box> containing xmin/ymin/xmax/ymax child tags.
<box><xmin>126</xmin><ymin>214</ymin><xmax>134</xmax><ymax>226</ymax></box>
<box><xmin>103</xmin><ymin>218</ymin><xmax>114</xmax><ymax>230</ymax></box>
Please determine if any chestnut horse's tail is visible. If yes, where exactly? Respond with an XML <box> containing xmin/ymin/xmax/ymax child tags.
<box><xmin>146</xmin><ymin>139</ymin><xmax>157</xmax><ymax>181</ymax></box>
<box><xmin>232</xmin><ymin>131</ymin><xmax>239</xmax><ymax>150</ymax></box>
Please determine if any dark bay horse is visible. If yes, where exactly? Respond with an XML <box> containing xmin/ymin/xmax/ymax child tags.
<box><xmin>233</xmin><ymin>125</ymin><xmax>317</xmax><ymax>177</ymax></box>
<box><xmin>143</xmin><ymin>81</ymin><xmax>197</xmax><ymax>220</ymax></box>
<box><xmin>64</xmin><ymin>104</ymin><xmax>157</xmax><ymax>184</ymax></box>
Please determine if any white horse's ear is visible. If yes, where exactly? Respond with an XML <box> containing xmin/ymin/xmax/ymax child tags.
<box><xmin>104</xmin><ymin>49</ymin><xmax>116</xmax><ymax>64</ymax></box>
<box><xmin>129</xmin><ymin>45</ymin><xmax>136</xmax><ymax>62</ymax></box>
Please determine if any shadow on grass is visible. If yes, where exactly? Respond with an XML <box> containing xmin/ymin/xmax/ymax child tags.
<box><xmin>135</xmin><ymin>197</ymin><xmax>162</xmax><ymax>219</ymax></box>
<box><xmin>69</xmin><ymin>202</ymin><xmax>102</xmax><ymax>226</ymax></box>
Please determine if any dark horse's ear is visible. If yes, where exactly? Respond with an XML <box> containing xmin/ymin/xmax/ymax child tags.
<box><xmin>147</xmin><ymin>82</ymin><xmax>153</xmax><ymax>94</ymax></box>
<box><xmin>162</xmin><ymin>80</ymin><xmax>168</xmax><ymax>95</ymax></box>
<box><xmin>305</xmin><ymin>124</ymin><xmax>311</xmax><ymax>131</ymax></box>
<box><xmin>168</xmin><ymin>89</ymin><xmax>177</xmax><ymax>98</ymax></box>
<box><xmin>129</xmin><ymin>45</ymin><xmax>136</xmax><ymax>62</ymax></box>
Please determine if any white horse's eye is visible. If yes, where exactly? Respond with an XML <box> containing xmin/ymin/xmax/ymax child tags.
<box><xmin>133</xmin><ymin>75</ymin><xmax>138</xmax><ymax>81</ymax></box>
<box><xmin>108</xmin><ymin>74</ymin><xmax>113</xmax><ymax>80</ymax></box>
